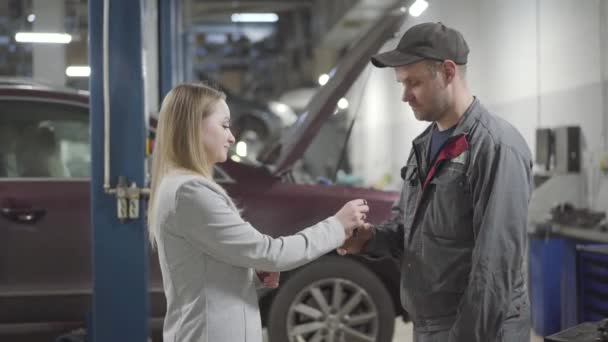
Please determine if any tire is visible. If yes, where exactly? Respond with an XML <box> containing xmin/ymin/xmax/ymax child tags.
<box><xmin>233</xmin><ymin>116</ymin><xmax>269</xmax><ymax>142</ymax></box>
<box><xmin>267</xmin><ymin>256</ymin><xmax>395</xmax><ymax>342</ymax></box>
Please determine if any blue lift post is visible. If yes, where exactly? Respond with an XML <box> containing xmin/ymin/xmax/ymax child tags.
<box><xmin>89</xmin><ymin>0</ymin><xmax>149</xmax><ymax>341</ymax></box>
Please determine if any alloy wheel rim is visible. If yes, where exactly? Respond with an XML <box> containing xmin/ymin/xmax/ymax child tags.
<box><xmin>286</xmin><ymin>278</ymin><xmax>379</xmax><ymax>342</ymax></box>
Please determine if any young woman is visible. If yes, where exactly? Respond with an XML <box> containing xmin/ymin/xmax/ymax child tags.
<box><xmin>147</xmin><ymin>83</ymin><xmax>369</xmax><ymax>342</ymax></box>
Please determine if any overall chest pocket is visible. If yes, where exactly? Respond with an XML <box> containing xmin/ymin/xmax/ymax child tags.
<box><xmin>425</xmin><ymin>166</ymin><xmax>474</xmax><ymax>241</ymax></box>
<box><xmin>402</xmin><ymin>165</ymin><xmax>420</xmax><ymax>231</ymax></box>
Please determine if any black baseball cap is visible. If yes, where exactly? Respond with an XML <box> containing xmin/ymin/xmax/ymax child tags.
<box><xmin>371</xmin><ymin>22</ymin><xmax>469</xmax><ymax>68</ymax></box>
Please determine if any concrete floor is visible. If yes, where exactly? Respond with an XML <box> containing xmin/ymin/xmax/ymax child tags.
<box><xmin>392</xmin><ymin>320</ymin><xmax>544</xmax><ymax>341</ymax></box>
<box><xmin>263</xmin><ymin>319</ymin><xmax>545</xmax><ymax>341</ymax></box>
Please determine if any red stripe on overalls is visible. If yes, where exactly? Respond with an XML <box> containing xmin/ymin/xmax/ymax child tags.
<box><xmin>422</xmin><ymin>134</ymin><xmax>469</xmax><ymax>190</ymax></box>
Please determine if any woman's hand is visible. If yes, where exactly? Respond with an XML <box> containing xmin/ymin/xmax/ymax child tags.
<box><xmin>334</xmin><ymin>199</ymin><xmax>369</xmax><ymax>238</ymax></box>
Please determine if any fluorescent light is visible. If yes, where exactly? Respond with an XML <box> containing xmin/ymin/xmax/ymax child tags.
<box><xmin>409</xmin><ymin>0</ymin><xmax>428</xmax><ymax>17</ymax></box>
<box><xmin>231</xmin><ymin>13</ymin><xmax>278</xmax><ymax>23</ymax></box>
<box><xmin>337</xmin><ymin>98</ymin><xmax>349</xmax><ymax>110</ymax></box>
<box><xmin>236</xmin><ymin>141</ymin><xmax>248</xmax><ymax>157</ymax></box>
<box><xmin>66</xmin><ymin>65</ymin><xmax>91</xmax><ymax>77</ymax></box>
<box><xmin>27</xmin><ymin>14</ymin><xmax>36</xmax><ymax>23</ymax></box>
<box><xmin>318</xmin><ymin>73</ymin><xmax>330</xmax><ymax>86</ymax></box>
<box><xmin>15</xmin><ymin>32</ymin><xmax>72</xmax><ymax>44</ymax></box>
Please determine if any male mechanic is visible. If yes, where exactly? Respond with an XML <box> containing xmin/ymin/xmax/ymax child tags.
<box><xmin>338</xmin><ymin>22</ymin><xmax>533</xmax><ymax>341</ymax></box>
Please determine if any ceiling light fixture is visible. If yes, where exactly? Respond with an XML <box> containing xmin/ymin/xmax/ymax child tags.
<box><xmin>15</xmin><ymin>32</ymin><xmax>72</xmax><ymax>44</ymax></box>
<box><xmin>231</xmin><ymin>13</ymin><xmax>279</xmax><ymax>23</ymax></box>
<box><xmin>66</xmin><ymin>65</ymin><xmax>91</xmax><ymax>77</ymax></box>
<box><xmin>409</xmin><ymin>0</ymin><xmax>429</xmax><ymax>17</ymax></box>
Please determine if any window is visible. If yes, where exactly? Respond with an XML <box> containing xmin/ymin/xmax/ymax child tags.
<box><xmin>0</xmin><ymin>100</ymin><xmax>90</xmax><ymax>178</ymax></box>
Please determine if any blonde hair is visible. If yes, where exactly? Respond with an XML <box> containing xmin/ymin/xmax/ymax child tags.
<box><xmin>147</xmin><ymin>83</ymin><xmax>226</xmax><ymax>247</ymax></box>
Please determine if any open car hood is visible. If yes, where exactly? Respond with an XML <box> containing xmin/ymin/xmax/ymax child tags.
<box><xmin>266</xmin><ymin>8</ymin><xmax>406</xmax><ymax>176</ymax></box>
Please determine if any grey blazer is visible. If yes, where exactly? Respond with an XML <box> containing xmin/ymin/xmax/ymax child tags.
<box><xmin>151</xmin><ymin>171</ymin><xmax>346</xmax><ymax>342</ymax></box>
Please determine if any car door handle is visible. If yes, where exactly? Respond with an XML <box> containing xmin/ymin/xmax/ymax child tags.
<box><xmin>1</xmin><ymin>207</ymin><xmax>46</xmax><ymax>224</ymax></box>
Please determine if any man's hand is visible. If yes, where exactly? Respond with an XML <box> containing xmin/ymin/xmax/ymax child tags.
<box><xmin>256</xmin><ymin>270</ymin><xmax>280</xmax><ymax>288</ymax></box>
<box><xmin>337</xmin><ymin>223</ymin><xmax>373</xmax><ymax>255</ymax></box>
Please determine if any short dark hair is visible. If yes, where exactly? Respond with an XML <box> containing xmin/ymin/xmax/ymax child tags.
<box><xmin>424</xmin><ymin>60</ymin><xmax>467</xmax><ymax>79</ymax></box>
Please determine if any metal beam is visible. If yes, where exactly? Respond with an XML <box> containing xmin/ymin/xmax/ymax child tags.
<box><xmin>187</xmin><ymin>1</ymin><xmax>313</xmax><ymax>21</ymax></box>
<box><xmin>89</xmin><ymin>0</ymin><xmax>148</xmax><ymax>341</ymax></box>
<box><xmin>160</xmin><ymin>0</ymin><xmax>182</xmax><ymax>98</ymax></box>
<box><xmin>191</xmin><ymin>0</ymin><xmax>313</xmax><ymax>8</ymax></box>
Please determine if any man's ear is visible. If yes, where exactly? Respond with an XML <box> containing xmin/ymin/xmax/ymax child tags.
<box><xmin>442</xmin><ymin>60</ymin><xmax>457</xmax><ymax>83</ymax></box>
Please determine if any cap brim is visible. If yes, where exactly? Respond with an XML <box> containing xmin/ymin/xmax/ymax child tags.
<box><xmin>371</xmin><ymin>50</ymin><xmax>424</xmax><ymax>68</ymax></box>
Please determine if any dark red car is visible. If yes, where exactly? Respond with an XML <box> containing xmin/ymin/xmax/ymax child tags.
<box><xmin>0</xmin><ymin>11</ymin><xmax>405</xmax><ymax>342</ymax></box>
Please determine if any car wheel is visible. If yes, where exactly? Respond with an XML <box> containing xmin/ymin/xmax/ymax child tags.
<box><xmin>233</xmin><ymin>116</ymin><xmax>269</xmax><ymax>141</ymax></box>
<box><xmin>267</xmin><ymin>256</ymin><xmax>395</xmax><ymax>342</ymax></box>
